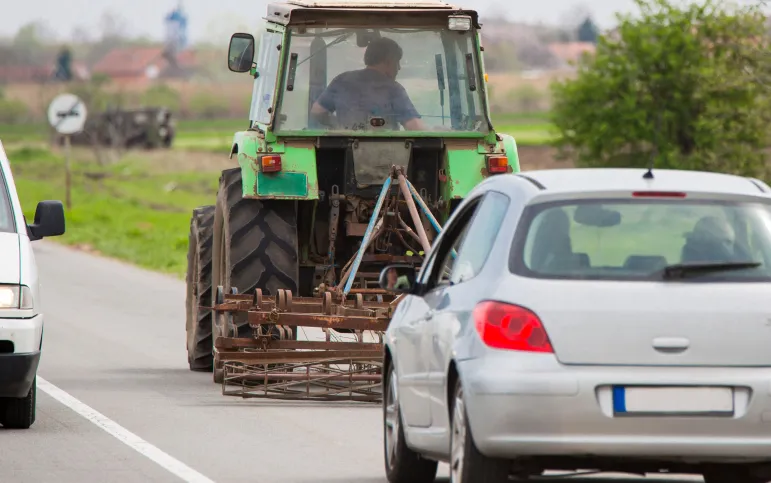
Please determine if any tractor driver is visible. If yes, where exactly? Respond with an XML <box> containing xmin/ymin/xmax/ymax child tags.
<box><xmin>310</xmin><ymin>37</ymin><xmax>428</xmax><ymax>131</ymax></box>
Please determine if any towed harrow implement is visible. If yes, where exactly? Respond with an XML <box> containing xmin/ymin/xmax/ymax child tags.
<box><xmin>209</xmin><ymin>166</ymin><xmax>441</xmax><ymax>403</ymax></box>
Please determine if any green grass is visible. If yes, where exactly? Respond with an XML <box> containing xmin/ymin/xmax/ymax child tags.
<box><xmin>1</xmin><ymin>113</ymin><xmax>558</xmax><ymax>151</ymax></box>
<box><xmin>7</xmin><ymin>146</ymin><xmax>218</xmax><ymax>278</ymax></box>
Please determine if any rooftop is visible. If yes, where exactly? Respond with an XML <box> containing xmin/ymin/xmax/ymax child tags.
<box><xmin>507</xmin><ymin>168</ymin><xmax>771</xmax><ymax>198</ymax></box>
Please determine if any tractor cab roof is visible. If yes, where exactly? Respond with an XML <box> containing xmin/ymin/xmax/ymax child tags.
<box><xmin>266</xmin><ymin>0</ymin><xmax>479</xmax><ymax>27</ymax></box>
<box><xmin>287</xmin><ymin>0</ymin><xmax>457</xmax><ymax>8</ymax></box>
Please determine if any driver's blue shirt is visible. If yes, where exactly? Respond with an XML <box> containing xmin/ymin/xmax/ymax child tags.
<box><xmin>315</xmin><ymin>68</ymin><xmax>421</xmax><ymax>130</ymax></box>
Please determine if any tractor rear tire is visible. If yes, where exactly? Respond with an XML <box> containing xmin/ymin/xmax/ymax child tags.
<box><xmin>211</xmin><ymin>168</ymin><xmax>300</xmax><ymax>379</ymax></box>
<box><xmin>185</xmin><ymin>205</ymin><xmax>216</xmax><ymax>372</ymax></box>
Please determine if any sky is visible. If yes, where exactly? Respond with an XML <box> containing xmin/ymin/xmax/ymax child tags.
<box><xmin>1</xmin><ymin>0</ymin><xmax>767</xmax><ymax>46</ymax></box>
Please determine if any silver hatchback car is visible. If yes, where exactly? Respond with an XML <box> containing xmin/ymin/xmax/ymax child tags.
<box><xmin>380</xmin><ymin>167</ymin><xmax>771</xmax><ymax>483</ymax></box>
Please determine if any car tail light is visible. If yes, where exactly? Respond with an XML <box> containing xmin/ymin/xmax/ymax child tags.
<box><xmin>486</xmin><ymin>155</ymin><xmax>509</xmax><ymax>174</ymax></box>
<box><xmin>473</xmin><ymin>301</ymin><xmax>553</xmax><ymax>353</ymax></box>
<box><xmin>632</xmin><ymin>191</ymin><xmax>686</xmax><ymax>198</ymax></box>
<box><xmin>261</xmin><ymin>155</ymin><xmax>282</xmax><ymax>173</ymax></box>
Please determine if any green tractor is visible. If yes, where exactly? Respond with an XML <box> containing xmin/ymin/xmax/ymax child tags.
<box><xmin>185</xmin><ymin>0</ymin><xmax>520</xmax><ymax>380</ymax></box>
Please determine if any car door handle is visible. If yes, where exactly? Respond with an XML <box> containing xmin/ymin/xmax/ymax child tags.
<box><xmin>652</xmin><ymin>337</ymin><xmax>690</xmax><ymax>353</ymax></box>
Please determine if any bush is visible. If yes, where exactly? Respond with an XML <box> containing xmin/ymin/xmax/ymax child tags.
<box><xmin>141</xmin><ymin>84</ymin><xmax>182</xmax><ymax>112</ymax></box>
<box><xmin>187</xmin><ymin>92</ymin><xmax>230</xmax><ymax>119</ymax></box>
<box><xmin>550</xmin><ymin>0</ymin><xmax>771</xmax><ymax>179</ymax></box>
<box><xmin>0</xmin><ymin>97</ymin><xmax>29</xmax><ymax>124</ymax></box>
<box><xmin>505</xmin><ymin>84</ymin><xmax>548</xmax><ymax>113</ymax></box>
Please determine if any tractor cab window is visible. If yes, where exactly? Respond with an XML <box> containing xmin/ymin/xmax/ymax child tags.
<box><xmin>249</xmin><ymin>29</ymin><xmax>284</xmax><ymax>125</ymax></box>
<box><xmin>275</xmin><ymin>26</ymin><xmax>487</xmax><ymax>134</ymax></box>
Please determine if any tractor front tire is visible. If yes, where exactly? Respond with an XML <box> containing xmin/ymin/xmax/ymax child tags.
<box><xmin>210</xmin><ymin>168</ymin><xmax>300</xmax><ymax>381</ymax></box>
<box><xmin>186</xmin><ymin>205</ymin><xmax>216</xmax><ymax>372</ymax></box>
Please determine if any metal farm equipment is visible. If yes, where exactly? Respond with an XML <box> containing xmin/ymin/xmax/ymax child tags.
<box><xmin>54</xmin><ymin>107</ymin><xmax>175</xmax><ymax>150</ymax></box>
<box><xmin>210</xmin><ymin>166</ymin><xmax>438</xmax><ymax>401</ymax></box>
<box><xmin>184</xmin><ymin>0</ymin><xmax>521</xmax><ymax>404</ymax></box>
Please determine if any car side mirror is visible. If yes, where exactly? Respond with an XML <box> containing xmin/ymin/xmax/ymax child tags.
<box><xmin>27</xmin><ymin>200</ymin><xmax>65</xmax><ymax>241</ymax></box>
<box><xmin>379</xmin><ymin>264</ymin><xmax>417</xmax><ymax>294</ymax></box>
<box><xmin>228</xmin><ymin>33</ymin><xmax>255</xmax><ymax>73</ymax></box>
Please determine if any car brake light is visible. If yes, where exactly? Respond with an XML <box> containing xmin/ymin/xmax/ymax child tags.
<box><xmin>473</xmin><ymin>301</ymin><xmax>553</xmax><ymax>353</ymax></box>
<box><xmin>261</xmin><ymin>155</ymin><xmax>282</xmax><ymax>173</ymax></box>
<box><xmin>486</xmin><ymin>155</ymin><xmax>508</xmax><ymax>174</ymax></box>
<box><xmin>632</xmin><ymin>191</ymin><xmax>686</xmax><ymax>198</ymax></box>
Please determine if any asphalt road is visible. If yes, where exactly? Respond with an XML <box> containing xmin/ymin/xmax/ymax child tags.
<box><xmin>0</xmin><ymin>241</ymin><xmax>707</xmax><ymax>483</ymax></box>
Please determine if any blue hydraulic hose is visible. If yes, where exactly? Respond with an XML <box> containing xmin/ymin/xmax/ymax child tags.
<box><xmin>406</xmin><ymin>180</ymin><xmax>442</xmax><ymax>233</ymax></box>
<box><xmin>406</xmin><ymin>179</ymin><xmax>457</xmax><ymax>259</ymax></box>
<box><xmin>343</xmin><ymin>176</ymin><xmax>393</xmax><ymax>296</ymax></box>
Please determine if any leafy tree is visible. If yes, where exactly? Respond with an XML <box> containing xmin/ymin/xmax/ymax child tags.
<box><xmin>549</xmin><ymin>0</ymin><xmax>771</xmax><ymax>180</ymax></box>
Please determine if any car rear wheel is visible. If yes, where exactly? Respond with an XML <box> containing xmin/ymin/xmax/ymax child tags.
<box><xmin>383</xmin><ymin>363</ymin><xmax>438</xmax><ymax>483</ymax></box>
<box><xmin>449</xmin><ymin>378</ymin><xmax>510</xmax><ymax>483</ymax></box>
<box><xmin>1</xmin><ymin>376</ymin><xmax>36</xmax><ymax>429</ymax></box>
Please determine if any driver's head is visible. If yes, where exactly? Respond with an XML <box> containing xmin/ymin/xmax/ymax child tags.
<box><xmin>685</xmin><ymin>216</ymin><xmax>736</xmax><ymax>262</ymax></box>
<box><xmin>364</xmin><ymin>37</ymin><xmax>403</xmax><ymax>80</ymax></box>
<box><xmin>386</xmin><ymin>267</ymin><xmax>398</xmax><ymax>287</ymax></box>
<box><xmin>692</xmin><ymin>216</ymin><xmax>734</xmax><ymax>248</ymax></box>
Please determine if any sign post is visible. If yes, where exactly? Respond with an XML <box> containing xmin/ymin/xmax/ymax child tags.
<box><xmin>47</xmin><ymin>93</ymin><xmax>87</xmax><ymax>210</ymax></box>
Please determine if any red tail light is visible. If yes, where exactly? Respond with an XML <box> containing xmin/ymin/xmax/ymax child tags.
<box><xmin>261</xmin><ymin>155</ymin><xmax>282</xmax><ymax>173</ymax></box>
<box><xmin>473</xmin><ymin>301</ymin><xmax>553</xmax><ymax>353</ymax></box>
<box><xmin>632</xmin><ymin>191</ymin><xmax>686</xmax><ymax>198</ymax></box>
<box><xmin>486</xmin><ymin>155</ymin><xmax>509</xmax><ymax>174</ymax></box>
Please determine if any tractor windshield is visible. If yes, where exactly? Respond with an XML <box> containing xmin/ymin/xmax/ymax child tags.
<box><xmin>274</xmin><ymin>26</ymin><xmax>488</xmax><ymax>135</ymax></box>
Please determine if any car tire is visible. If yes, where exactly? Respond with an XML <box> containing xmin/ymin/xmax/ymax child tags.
<box><xmin>383</xmin><ymin>363</ymin><xmax>438</xmax><ymax>483</ymax></box>
<box><xmin>703</xmin><ymin>466</ymin><xmax>767</xmax><ymax>483</ymax></box>
<box><xmin>449</xmin><ymin>378</ymin><xmax>510</xmax><ymax>483</ymax></box>
<box><xmin>2</xmin><ymin>376</ymin><xmax>36</xmax><ymax>429</ymax></box>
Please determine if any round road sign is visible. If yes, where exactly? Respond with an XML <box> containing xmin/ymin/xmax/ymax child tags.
<box><xmin>47</xmin><ymin>93</ymin><xmax>88</xmax><ymax>135</ymax></box>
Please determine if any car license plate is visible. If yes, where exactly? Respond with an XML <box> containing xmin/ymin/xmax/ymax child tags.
<box><xmin>612</xmin><ymin>386</ymin><xmax>734</xmax><ymax>416</ymax></box>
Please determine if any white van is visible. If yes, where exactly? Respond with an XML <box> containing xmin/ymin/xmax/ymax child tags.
<box><xmin>0</xmin><ymin>140</ymin><xmax>65</xmax><ymax>429</ymax></box>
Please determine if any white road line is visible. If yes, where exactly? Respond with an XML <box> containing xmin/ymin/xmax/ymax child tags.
<box><xmin>38</xmin><ymin>376</ymin><xmax>216</xmax><ymax>483</ymax></box>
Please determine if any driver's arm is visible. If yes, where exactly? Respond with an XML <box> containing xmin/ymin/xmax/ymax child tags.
<box><xmin>310</xmin><ymin>78</ymin><xmax>341</xmax><ymax>127</ymax></box>
<box><xmin>403</xmin><ymin>118</ymin><xmax>427</xmax><ymax>131</ymax></box>
<box><xmin>393</xmin><ymin>84</ymin><xmax>426</xmax><ymax>131</ymax></box>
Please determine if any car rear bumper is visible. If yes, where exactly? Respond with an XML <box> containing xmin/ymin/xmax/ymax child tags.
<box><xmin>0</xmin><ymin>351</ymin><xmax>40</xmax><ymax>398</ymax></box>
<box><xmin>458</xmin><ymin>355</ymin><xmax>771</xmax><ymax>463</ymax></box>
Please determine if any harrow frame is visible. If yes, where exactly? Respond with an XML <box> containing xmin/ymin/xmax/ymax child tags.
<box><xmin>210</xmin><ymin>166</ymin><xmax>442</xmax><ymax>403</ymax></box>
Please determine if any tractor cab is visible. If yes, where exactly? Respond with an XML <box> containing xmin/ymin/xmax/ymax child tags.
<box><xmin>229</xmin><ymin>0</ymin><xmax>491</xmax><ymax>138</ymax></box>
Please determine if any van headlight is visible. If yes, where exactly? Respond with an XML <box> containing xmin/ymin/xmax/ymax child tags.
<box><xmin>0</xmin><ymin>285</ymin><xmax>33</xmax><ymax>309</ymax></box>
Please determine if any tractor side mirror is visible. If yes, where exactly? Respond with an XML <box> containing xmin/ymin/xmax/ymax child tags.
<box><xmin>228</xmin><ymin>33</ymin><xmax>256</xmax><ymax>73</ymax></box>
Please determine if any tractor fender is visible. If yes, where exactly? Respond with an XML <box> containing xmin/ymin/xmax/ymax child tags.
<box><xmin>497</xmin><ymin>133</ymin><xmax>521</xmax><ymax>173</ymax></box>
<box><xmin>230</xmin><ymin>131</ymin><xmax>319</xmax><ymax>201</ymax></box>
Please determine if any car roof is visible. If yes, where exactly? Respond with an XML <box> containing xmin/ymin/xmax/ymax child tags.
<box><xmin>478</xmin><ymin>168</ymin><xmax>771</xmax><ymax>199</ymax></box>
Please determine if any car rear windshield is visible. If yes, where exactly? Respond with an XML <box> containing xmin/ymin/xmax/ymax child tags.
<box><xmin>0</xmin><ymin>170</ymin><xmax>14</xmax><ymax>233</ymax></box>
<box><xmin>510</xmin><ymin>198</ymin><xmax>771</xmax><ymax>282</ymax></box>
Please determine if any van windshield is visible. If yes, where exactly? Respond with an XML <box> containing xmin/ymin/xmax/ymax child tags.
<box><xmin>511</xmin><ymin>199</ymin><xmax>771</xmax><ymax>282</ymax></box>
<box><xmin>275</xmin><ymin>26</ymin><xmax>487</xmax><ymax>135</ymax></box>
<box><xmin>0</xmin><ymin>169</ymin><xmax>15</xmax><ymax>233</ymax></box>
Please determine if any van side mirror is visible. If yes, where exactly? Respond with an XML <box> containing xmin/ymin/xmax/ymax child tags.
<box><xmin>27</xmin><ymin>200</ymin><xmax>65</xmax><ymax>241</ymax></box>
<box><xmin>379</xmin><ymin>264</ymin><xmax>417</xmax><ymax>294</ymax></box>
<box><xmin>228</xmin><ymin>33</ymin><xmax>255</xmax><ymax>73</ymax></box>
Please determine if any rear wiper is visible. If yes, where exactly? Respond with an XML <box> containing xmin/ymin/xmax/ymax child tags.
<box><xmin>661</xmin><ymin>261</ymin><xmax>762</xmax><ymax>280</ymax></box>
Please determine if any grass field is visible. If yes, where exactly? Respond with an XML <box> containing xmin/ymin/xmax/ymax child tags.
<box><xmin>0</xmin><ymin>112</ymin><xmax>558</xmax><ymax>151</ymax></box>
<box><xmin>7</xmin><ymin>145</ymin><xmax>229</xmax><ymax>278</ymax></box>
